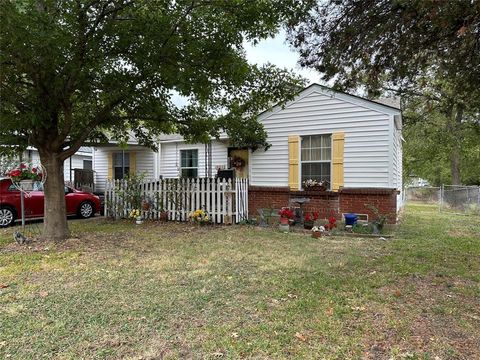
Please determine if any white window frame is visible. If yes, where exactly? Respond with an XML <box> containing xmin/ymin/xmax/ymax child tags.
<box><xmin>180</xmin><ymin>149</ymin><xmax>199</xmax><ymax>178</ymax></box>
<box><xmin>300</xmin><ymin>134</ymin><xmax>332</xmax><ymax>190</ymax></box>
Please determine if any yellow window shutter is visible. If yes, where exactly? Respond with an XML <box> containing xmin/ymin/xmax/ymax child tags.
<box><xmin>130</xmin><ymin>152</ymin><xmax>136</xmax><ymax>175</ymax></box>
<box><xmin>107</xmin><ymin>152</ymin><xmax>114</xmax><ymax>180</ymax></box>
<box><xmin>288</xmin><ymin>135</ymin><xmax>300</xmax><ymax>190</ymax></box>
<box><xmin>332</xmin><ymin>132</ymin><xmax>345</xmax><ymax>191</ymax></box>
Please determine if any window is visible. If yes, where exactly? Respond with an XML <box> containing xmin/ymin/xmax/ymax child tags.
<box><xmin>180</xmin><ymin>149</ymin><xmax>198</xmax><ymax>178</ymax></box>
<box><xmin>114</xmin><ymin>152</ymin><xmax>130</xmax><ymax>180</ymax></box>
<box><xmin>83</xmin><ymin>160</ymin><xmax>93</xmax><ymax>170</ymax></box>
<box><xmin>301</xmin><ymin>134</ymin><xmax>331</xmax><ymax>188</ymax></box>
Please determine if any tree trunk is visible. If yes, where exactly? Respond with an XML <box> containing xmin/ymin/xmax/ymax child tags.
<box><xmin>449</xmin><ymin>105</ymin><xmax>464</xmax><ymax>186</ymax></box>
<box><xmin>39</xmin><ymin>152</ymin><xmax>70</xmax><ymax>241</ymax></box>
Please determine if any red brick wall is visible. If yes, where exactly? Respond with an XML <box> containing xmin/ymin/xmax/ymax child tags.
<box><xmin>339</xmin><ymin>188</ymin><xmax>398</xmax><ymax>224</ymax></box>
<box><xmin>248</xmin><ymin>186</ymin><xmax>398</xmax><ymax>223</ymax></box>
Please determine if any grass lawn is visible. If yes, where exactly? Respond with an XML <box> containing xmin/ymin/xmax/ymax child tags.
<box><xmin>1</xmin><ymin>203</ymin><xmax>479</xmax><ymax>359</ymax></box>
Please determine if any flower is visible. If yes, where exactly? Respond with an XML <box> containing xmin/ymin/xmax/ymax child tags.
<box><xmin>303</xmin><ymin>179</ymin><xmax>327</xmax><ymax>189</ymax></box>
<box><xmin>190</xmin><ymin>208</ymin><xmax>210</xmax><ymax>223</ymax></box>
<box><xmin>278</xmin><ymin>208</ymin><xmax>294</xmax><ymax>219</ymax></box>
<box><xmin>129</xmin><ymin>209</ymin><xmax>141</xmax><ymax>218</ymax></box>
<box><xmin>7</xmin><ymin>164</ymin><xmax>42</xmax><ymax>182</ymax></box>
<box><xmin>312</xmin><ymin>226</ymin><xmax>325</xmax><ymax>233</ymax></box>
<box><xmin>304</xmin><ymin>212</ymin><xmax>319</xmax><ymax>221</ymax></box>
<box><xmin>325</xmin><ymin>216</ymin><xmax>337</xmax><ymax>230</ymax></box>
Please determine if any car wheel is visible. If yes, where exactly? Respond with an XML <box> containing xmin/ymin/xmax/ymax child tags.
<box><xmin>0</xmin><ymin>206</ymin><xmax>15</xmax><ymax>228</ymax></box>
<box><xmin>78</xmin><ymin>201</ymin><xmax>94</xmax><ymax>219</ymax></box>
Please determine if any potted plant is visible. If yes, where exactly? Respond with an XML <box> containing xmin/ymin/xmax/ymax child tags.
<box><xmin>311</xmin><ymin>226</ymin><xmax>325</xmax><ymax>238</ymax></box>
<box><xmin>190</xmin><ymin>209</ymin><xmax>211</xmax><ymax>226</ymax></box>
<box><xmin>278</xmin><ymin>208</ymin><xmax>294</xmax><ymax>232</ymax></box>
<box><xmin>303</xmin><ymin>179</ymin><xmax>328</xmax><ymax>191</ymax></box>
<box><xmin>129</xmin><ymin>209</ymin><xmax>142</xmax><ymax>224</ymax></box>
<box><xmin>303</xmin><ymin>211</ymin><xmax>319</xmax><ymax>229</ymax></box>
<box><xmin>324</xmin><ymin>216</ymin><xmax>337</xmax><ymax>232</ymax></box>
<box><xmin>155</xmin><ymin>194</ymin><xmax>169</xmax><ymax>221</ymax></box>
<box><xmin>7</xmin><ymin>163</ymin><xmax>43</xmax><ymax>191</ymax></box>
<box><xmin>366</xmin><ymin>204</ymin><xmax>389</xmax><ymax>234</ymax></box>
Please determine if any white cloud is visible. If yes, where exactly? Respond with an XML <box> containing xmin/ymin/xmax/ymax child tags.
<box><xmin>243</xmin><ymin>30</ymin><xmax>322</xmax><ymax>86</ymax></box>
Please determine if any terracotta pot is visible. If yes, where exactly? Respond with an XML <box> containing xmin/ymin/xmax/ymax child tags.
<box><xmin>280</xmin><ymin>217</ymin><xmax>289</xmax><ymax>225</ymax></box>
<box><xmin>159</xmin><ymin>211</ymin><xmax>168</xmax><ymax>222</ymax></box>
<box><xmin>312</xmin><ymin>231</ymin><xmax>322</xmax><ymax>238</ymax></box>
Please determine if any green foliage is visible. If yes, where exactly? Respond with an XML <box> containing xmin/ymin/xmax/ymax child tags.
<box><xmin>115</xmin><ymin>173</ymin><xmax>146</xmax><ymax>212</ymax></box>
<box><xmin>0</xmin><ymin>0</ymin><xmax>309</xmax><ymax>158</ymax></box>
<box><xmin>288</xmin><ymin>1</ymin><xmax>480</xmax><ymax>102</ymax></box>
<box><xmin>403</xmin><ymin>98</ymin><xmax>480</xmax><ymax>186</ymax></box>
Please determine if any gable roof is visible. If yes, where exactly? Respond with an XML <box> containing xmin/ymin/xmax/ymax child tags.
<box><xmin>258</xmin><ymin>83</ymin><xmax>402</xmax><ymax>121</ymax></box>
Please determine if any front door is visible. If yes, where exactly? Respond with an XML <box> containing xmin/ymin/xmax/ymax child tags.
<box><xmin>229</xmin><ymin>149</ymin><xmax>249</xmax><ymax>178</ymax></box>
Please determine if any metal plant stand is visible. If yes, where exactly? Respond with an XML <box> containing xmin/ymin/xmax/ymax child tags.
<box><xmin>290</xmin><ymin>197</ymin><xmax>310</xmax><ymax>225</ymax></box>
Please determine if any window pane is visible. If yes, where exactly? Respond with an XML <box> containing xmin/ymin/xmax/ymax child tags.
<box><xmin>311</xmin><ymin>148</ymin><xmax>321</xmax><ymax>161</ymax></box>
<box><xmin>321</xmin><ymin>134</ymin><xmax>331</xmax><ymax>148</ymax></box>
<box><xmin>181</xmin><ymin>150</ymin><xmax>198</xmax><ymax>168</ymax></box>
<box><xmin>301</xmin><ymin>136</ymin><xmax>310</xmax><ymax>149</ymax></box>
<box><xmin>301</xmin><ymin>148</ymin><xmax>310</xmax><ymax>161</ymax></box>
<box><xmin>301</xmin><ymin>163</ymin><xmax>331</xmax><ymax>187</ymax></box>
<box><xmin>114</xmin><ymin>153</ymin><xmax>130</xmax><ymax>167</ymax></box>
<box><xmin>181</xmin><ymin>168</ymin><xmax>198</xmax><ymax>178</ymax></box>
<box><xmin>321</xmin><ymin>148</ymin><xmax>331</xmax><ymax>161</ymax></box>
<box><xmin>311</xmin><ymin>135</ymin><xmax>322</xmax><ymax>148</ymax></box>
<box><xmin>114</xmin><ymin>167</ymin><xmax>123</xmax><ymax>180</ymax></box>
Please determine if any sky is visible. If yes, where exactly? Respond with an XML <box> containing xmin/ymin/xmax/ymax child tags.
<box><xmin>243</xmin><ymin>30</ymin><xmax>322</xmax><ymax>86</ymax></box>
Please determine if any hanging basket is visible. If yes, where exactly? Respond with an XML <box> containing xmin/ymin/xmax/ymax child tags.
<box><xmin>19</xmin><ymin>180</ymin><xmax>35</xmax><ymax>191</ymax></box>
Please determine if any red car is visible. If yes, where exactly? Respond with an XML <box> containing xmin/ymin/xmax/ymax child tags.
<box><xmin>0</xmin><ymin>178</ymin><xmax>101</xmax><ymax>227</ymax></box>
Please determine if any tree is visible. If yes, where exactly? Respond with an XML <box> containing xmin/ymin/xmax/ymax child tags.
<box><xmin>403</xmin><ymin>96</ymin><xmax>480</xmax><ymax>186</ymax></box>
<box><xmin>1</xmin><ymin>0</ymin><xmax>312</xmax><ymax>241</ymax></box>
<box><xmin>287</xmin><ymin>0</ymin><xmax>480</xmax><ymax>184</ymax></box>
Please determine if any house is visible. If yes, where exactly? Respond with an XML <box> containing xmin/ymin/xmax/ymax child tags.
<box><xmin>93</xmin><ymin>84</ymin><xmax>403</xmax><ymax>222</ymax></box>
<box><xmin>1</xmin><ymin>146</ymin><xmax>93</xmax><ymax>184</ymax></box>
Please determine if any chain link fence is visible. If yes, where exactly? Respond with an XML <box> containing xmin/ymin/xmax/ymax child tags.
<box><xmin>406</xmin><ymin>185</ymin><xmax>480</xmax><ymax>215</ymax></box>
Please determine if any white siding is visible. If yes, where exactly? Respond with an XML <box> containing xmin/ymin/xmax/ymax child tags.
<box><xmin>250</xmin><ymin>89</ymin><xmax>396</xmax><ymax>188</ymax></box>
<box><xmin>160</xmin><ymin>140</ymin><xmax>228</xmax><ymax>178</ymax></box>
<box><xmin>20</xmin><ymin>150</ymin><xmax>91</xmax><ymax>182</ymax></box>
<box><xmin>393</xmin><ymin>126</ymin><xmax>404</xmax><ymax>209</ymax></box>
<box><xmin>93</xmin><ymin>147</ymin><xmax>155</xmax><ymax>192</ymax></box>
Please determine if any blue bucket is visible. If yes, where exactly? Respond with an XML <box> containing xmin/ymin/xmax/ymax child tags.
<box><xmin>344</xmin><ymin>213</ymin><xmax>358</xmax><ymax>226</ymax></box>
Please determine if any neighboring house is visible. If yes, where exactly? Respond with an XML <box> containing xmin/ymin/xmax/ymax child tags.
<box><xmin>93</xmin><ymin>84</ymin><xmax>403</xmax><ymax>221</ymax></box>
<box><xmin>1</xmin><ymin>147</ymin><xmax>93</xmax><ymax>183</ymax></box>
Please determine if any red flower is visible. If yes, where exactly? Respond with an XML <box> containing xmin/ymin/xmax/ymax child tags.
<box><xmin>279</xmin><ymin>208</ymin><xmax>294</xmax><ymax>219</ymax></box>
<box><xmin>19</xmin><ymin>163</ymin><xmax>27</xmax><ymax>169</ymax></box>
<box><xmin>9</xmin><ymin>169</ymin><xmax>21</xmax><ymax>178</ymax></box>
<box><xmin>32</xmin><ymin>168</ymin><xmax>37</xmax><ymax>173</ymax></box>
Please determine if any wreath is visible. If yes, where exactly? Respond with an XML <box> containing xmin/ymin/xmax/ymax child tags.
<box><xmin>231</xmin><ymin>156</ymin><xmax>246</xmax><ymax>169</ymax></box>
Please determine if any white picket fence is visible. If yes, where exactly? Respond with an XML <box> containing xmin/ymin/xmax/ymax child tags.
<box><xmin>104</xmin><ymin>178</ymin><xmax>249</xmax><ymax>224</ymax></box>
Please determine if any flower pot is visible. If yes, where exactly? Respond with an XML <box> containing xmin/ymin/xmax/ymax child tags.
<box><xmin>304</xmin><ymin>220</ymin><xmax>314</xmax><ymax>230</ymax></box>
<box><xmin>19</xmin><ymin>179</ymin><xmax>35</xmax><ymax>191</ymax></box>
<box><xmin>279</xmin><ymin>223</ymin><xmax>289</xmax><ymax>233</ymax></box>
<box><xmin>136</xmin><ymin>216</ymin><xmax>143</xmax><ymax>225</ymax></box>
<box><xmin>280</xmin><ymin>217</ymin><xmax>289</xmax><ymax>225</ymax></box>
<box><xmin>305</xmin><ymin>185</ymin><xmax>327</xmax><ymax>192</ymax></box>
<box><xmin>159</xmin><ymin>211</ymin><xmax>168</xmax><ymax>222</ymax></box>
<box><xmin>312</xmin><ymin>231</ymin><xmax>322</xmax><ymax>238</ymax></box>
